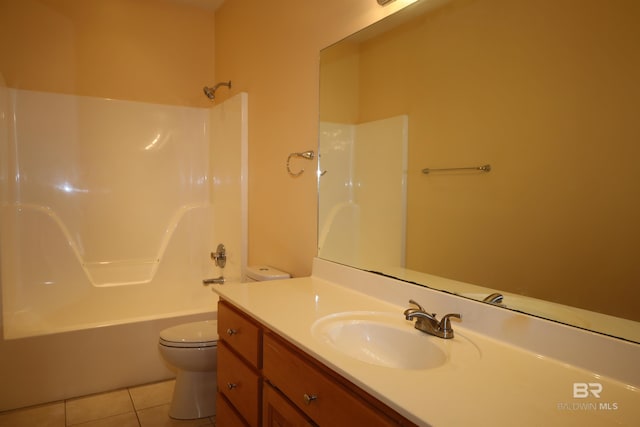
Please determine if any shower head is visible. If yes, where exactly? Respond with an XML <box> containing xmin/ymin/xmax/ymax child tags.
<box><xmin>203</xmin><ymin>81</ymin><xmax>232</xmax><ymax>101</ymax></box>
<box><xmin>203</xmin><ymin>86</ymin><xmax>215</xmax><ymax>100</ymax></box>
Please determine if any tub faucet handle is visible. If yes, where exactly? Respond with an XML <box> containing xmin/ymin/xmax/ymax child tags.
<box><xmin>211</xmin><ymin>243</ymin><xmax>226</xmax><ymax>268</ymax></box>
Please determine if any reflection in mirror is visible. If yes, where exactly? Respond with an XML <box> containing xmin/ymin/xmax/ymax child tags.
<box><xmin>318</xmin><ymin>0</ymin><xmax>640</xmax><ymax>343</ymax></box>
<box><xmin>319</xmin><ymin>117</ymin><xmax>408</xmax><ymax>268</ymax></box>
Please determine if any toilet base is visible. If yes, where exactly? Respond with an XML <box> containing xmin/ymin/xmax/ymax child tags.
<box><xmin>169</xmin><ymin>371</ymin><xmax>217</xmax><ymax>419</ymax></box>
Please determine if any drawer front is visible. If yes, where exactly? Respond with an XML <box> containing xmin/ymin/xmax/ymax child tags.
<box><xmin>263</xmin><ymin>334</ymin><xmax>399</xmax><ymax>427</ymax></box>
<box><xmin>218</xmin><ymin>341</ymin><xmax>261</xmax><ymax>427</ymax></box>
<box><xmin>216</xmin><ymin>392</ymin><xmax>249</xmax><ymax>427</ymax></box>
<box><xmin>218</xmin><ymin>300</ymin><xmax>261</xmax><ymax>368</ymax></box>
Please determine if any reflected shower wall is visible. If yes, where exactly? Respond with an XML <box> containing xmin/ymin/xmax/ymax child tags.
<box><xmin>1</xmin><ymin>88</ymin><xmax>247</xmax><ymax>339</ymax></box>
<box><xmin>318</xmin><ymin>115</ymin><xmax>407</xmax><ymax>270</ymax></box>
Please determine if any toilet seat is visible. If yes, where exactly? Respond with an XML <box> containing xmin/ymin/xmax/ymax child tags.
<box><xmin>159</xmin><ymin>320</ymin><xmax>218</xmax><ymax>348</ymax></box>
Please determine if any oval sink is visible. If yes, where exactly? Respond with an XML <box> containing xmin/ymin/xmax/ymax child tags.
<box><xmin>311</xmin><ymin>311</ymin><xmax>480</xmax><ymax>370</ymax></box>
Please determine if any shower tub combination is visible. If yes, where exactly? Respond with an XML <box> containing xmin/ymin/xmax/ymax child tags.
<box><xmin>0</xmin><ymin>88</ymin><xmax>248</xmax><ymax>411</ymax></box>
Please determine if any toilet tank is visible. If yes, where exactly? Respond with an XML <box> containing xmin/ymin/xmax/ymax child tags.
<box><xmin>245</xmin><ymin>265</ymin><xmax>290</xmax><ymax>282</ymax></box>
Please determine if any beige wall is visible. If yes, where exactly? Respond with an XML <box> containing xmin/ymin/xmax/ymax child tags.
<box><xmin>0</xmin><ymin>0</ymin><xmax>216</xmax><ymax>107</ymax></box>
<box><xmin>213</xmin><ymin>0</ymin><xmax>414</xmax><ymax>277</ymax></box>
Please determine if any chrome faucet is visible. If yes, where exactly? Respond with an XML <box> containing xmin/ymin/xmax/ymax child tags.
<box><xmin>403</xmin><ymin>299</ymin><xmax>461</xmax><ymax>339</ymax></box>
<box><xmin>482</xmin><ymin>292</ymin><xmax>504</xmax><ymax>305</ymax></box>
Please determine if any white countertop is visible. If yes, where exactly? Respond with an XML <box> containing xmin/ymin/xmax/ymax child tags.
<box><xmin>212</xmin><ymin>260</ymin><xmax>640</xmax><ymax>426</ymax></box>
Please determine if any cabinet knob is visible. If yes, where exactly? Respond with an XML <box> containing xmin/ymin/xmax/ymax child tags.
<box><xmin>227</xmin><ymin>383</ymin><xmax>237</xmax><ymax>390</ymax></box>
<box><xmin>226</xmin><ymin>328</ymin><xmax>237</xmax><ymax>336</ymax></box>
<box><xmin>303</xmin><ymin>393</ymin><xmax>318</xmax><ymax>405</ymax></box>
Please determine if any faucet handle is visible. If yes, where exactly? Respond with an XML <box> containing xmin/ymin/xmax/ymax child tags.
<box><xmin>438</xmin><ymin>313</ymin><xmax>462</xmax><ymax>338</ymax></box>
<box><xmin>404</xmin><ymin>300</ymin><xmax>437</xmax><ymax>321</ymax></box>
<box><xmin>408</xmin><ymin>299</ymin><xmax>425</xmax><ymax>311</ymax></box>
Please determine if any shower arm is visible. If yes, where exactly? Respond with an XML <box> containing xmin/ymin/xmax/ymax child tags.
<box><xmin>203</xmin><ymin>81</ymin><xmax>232</xmax><ymax>101</ymax></box>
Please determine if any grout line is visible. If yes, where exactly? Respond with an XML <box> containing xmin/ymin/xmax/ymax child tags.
<box><xmin>2</xmin><ymin>381</ymin><xmax>179</xmax><ymax>427</ymax></box>
<box><xmin>126</xmin><ymin>388</ymin><xmax>143</xmax><ymax>427</ymax></box>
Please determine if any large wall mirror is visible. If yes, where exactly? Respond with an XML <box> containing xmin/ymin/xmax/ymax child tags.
<box><xmin>318</xmin><ymin>0</ymin><xmax>639</xmax><ymax>343</ymax></box>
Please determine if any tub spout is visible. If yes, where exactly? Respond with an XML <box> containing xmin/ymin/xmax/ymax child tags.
<box><xmin>203</xmin><ymin>276</ymin><xmax>225</xmax><ymax>285</ymax></box>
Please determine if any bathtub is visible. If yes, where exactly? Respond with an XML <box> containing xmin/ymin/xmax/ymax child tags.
<box><xmin>0</xmin><ymin>289</ymin><xmax>220</xmax><ymax>412</ymax></box>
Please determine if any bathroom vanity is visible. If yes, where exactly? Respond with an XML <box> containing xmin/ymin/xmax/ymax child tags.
<box><xmin>212</xmin><ymin>259</ymin><xmax>639</xmax><ymax>426</ymax></box>
<box><xmin>216</xmin><ymin>299</ymin><xmax>417</xmax><ymax>426</ymax></box>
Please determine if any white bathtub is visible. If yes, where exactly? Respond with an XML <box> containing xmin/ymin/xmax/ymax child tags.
<box><xmin>0</xmin><ymin>293</ymin><xmax>219</xmax><ymax>412</ymax></box>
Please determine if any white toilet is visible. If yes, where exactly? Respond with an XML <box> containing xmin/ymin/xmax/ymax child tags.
<box><xmin>158</xmin><ymin>265</ymin><xmax>290</xmax><ymax>419</ymax></box>
<box><xmin>244</xmin><ymin>265</ymin><xmax>291</xmax><ymax>282</ymax></box>
<box><xmin>158</xmin><ymin>320</ymin><xmax>218</xmax><ymax>419</ymax></box>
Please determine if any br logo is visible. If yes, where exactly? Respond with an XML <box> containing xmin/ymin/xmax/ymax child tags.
<box><xmin>573</xmin><ymin>383</ymin><xmax>603</xmax><ymax>398</ymax></box>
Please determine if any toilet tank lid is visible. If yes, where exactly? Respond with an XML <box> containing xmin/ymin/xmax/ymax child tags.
<box><xmin>246</xmin><ymin>265</ymin><xmax>291</xmax><ymax>281</ymax></box>
<box><xmin>159</xmin><ymin>320</ymin><xmax>218</xmax><ymax>343</ymax></box>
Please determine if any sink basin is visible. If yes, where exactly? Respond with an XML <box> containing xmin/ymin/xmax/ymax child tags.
<box><xmin>311</xmin><ymin>311</ymin><xmax>480</xmax><ymax>370</ymax></box>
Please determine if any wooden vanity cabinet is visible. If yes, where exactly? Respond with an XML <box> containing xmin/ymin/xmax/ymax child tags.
<box><xmin>216</xmin><ymin>299</ymin><xmax>418</xmax><ymax>427</ymax></box>
<box><xmin>217</xmin><ymin>300</ymin><xmax>262</xmax><ymax>427</ymax></box>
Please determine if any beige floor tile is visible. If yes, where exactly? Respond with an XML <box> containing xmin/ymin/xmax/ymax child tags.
<box><xmin>137</xmin><ymin>404</ymin><xmax>213</xmax><ymax>427</ymax></box>
<box><xmin>0</xmin><ymin>402</ymin><xmax>65</xmax><ymax>427</ymax></box>
<box><xmin>66</xmin><ymin>389</ymin><xmax>134</xmax><ymax>426</ymax></box>
<box><xmin>129</xmin><ymin>380</ymin><xmax>175</xmax><ymax>411</ymax></box>
<box><xmin>68</xmin><ymin>412</ymin><xmax>140</xmax><ymax>427</ymax></box>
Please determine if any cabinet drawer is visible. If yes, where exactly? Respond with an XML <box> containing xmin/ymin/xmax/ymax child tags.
<box><xmin>263</xmin><ymin>333</ymin><xmax>405</xmax><ymax>427</ymax></box>
<box><xmin>216</xmin><ymin>392</ymin><xmax>249</xmax><ymax>427</ymax></box>
<box><xmin>218</xmin><ymin>341</ymin><xmax>261</xmax><ymax>427</ymax></box>
<box><xmin>218</xmin><ymin>300</ymin><xmax>261</xmax><ymax>368</ymax></box>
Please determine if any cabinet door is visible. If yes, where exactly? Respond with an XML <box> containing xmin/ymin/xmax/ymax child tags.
<box><xmin>217</xmin><ymin>392</ymin><xmax>249</xmax><ymax>427</ymax></box>
<box><xmin>263</xmin><ymin>381</ymin><xmax>315</xmax><ymax>427</ymax></box>
<box><xmin>218</xmin><ymin>300</ymin><xmax>261</xmax><ymax>368</ymax></box>
<box><xmin>218</xmin><ymin>341</ymin><xmax>261</xmax><ymax>427</ymax></box>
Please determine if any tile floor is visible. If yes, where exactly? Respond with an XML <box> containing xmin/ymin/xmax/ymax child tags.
<box><xmin>0</xmin><ymin>380</ymin><xmax>216</xmax><ymax>427</ymax></box>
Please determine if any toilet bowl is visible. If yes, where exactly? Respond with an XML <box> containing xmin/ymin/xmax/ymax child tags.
<box><xmin>158</xmin><ymin>266</ymin><xmax>290</xmax><ymax>420</ymax></box>
<box><xmin>158</xmin><ymin>320</ymin><xmax>218</xmax><ymax>419</ymax></box>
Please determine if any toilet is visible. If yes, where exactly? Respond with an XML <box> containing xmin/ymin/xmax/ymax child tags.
<box><xmin>244</xmin><ymin>265</ymin><xmax>291</xmax><ymax>282</ymax></box>
<box><xmin>158</xmin><ymin>320</ymin><xmax>218</xmax><ymax>419</ymax></box>
<box><xmin>158</xmin><ymin>265</ymin><xmax>290</xmax><ymax>419</ymax></box>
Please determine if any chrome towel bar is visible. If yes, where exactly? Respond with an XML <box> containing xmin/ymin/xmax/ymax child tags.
<box><xmin>422</xmin><ymin>164</ymin><xmax>491</xmax><ymax>174</ymax></box>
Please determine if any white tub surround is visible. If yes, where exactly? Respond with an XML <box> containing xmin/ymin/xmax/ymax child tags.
<box><xmin>211</xmin><ymin>258</ymin><xmax>639</xmax><ymax>426</ymax></box>
<box><xmin>0</xmin><ymin>92</ymin><xmax>248</xmax><ymax>412</ymax></box>
<box><xmin>1</xmin><ymin>91</ymin><xmax>248</xmax><ymax>339</ymax></box>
